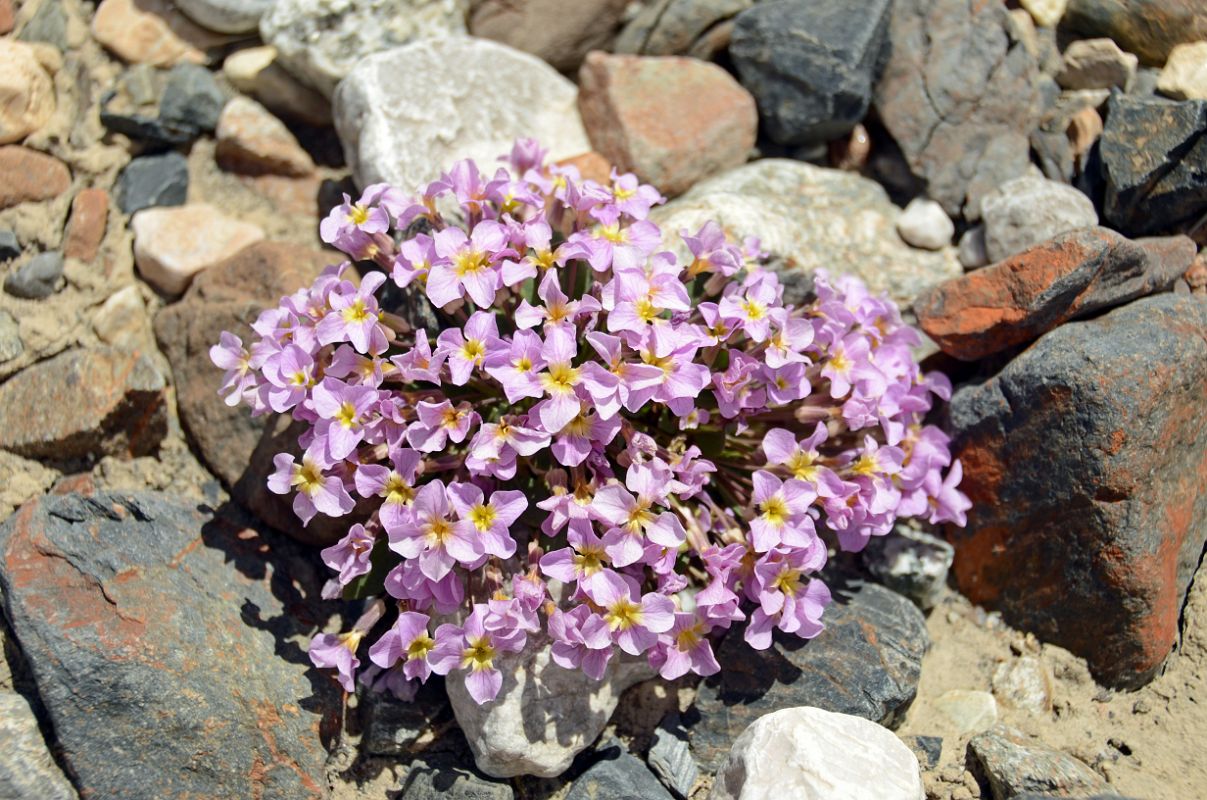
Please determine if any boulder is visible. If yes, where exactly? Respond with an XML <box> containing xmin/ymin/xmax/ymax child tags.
<box><xmin>0</xmin><ymin>146</ymin><xmax>70</xmax><ymax>209</ymax></box>
<box><xmin>1063</xmin><ymin>0</ymin><xmax>1207</xmax><ymax>66</ymax></box>
<box><xmin>216</xmin><ymin>96</ymin><xmax>315</xmax><ymax>177</ymax></box>
<box><xmin>90</xmin><ymin>0</ymin><xmax>212</xmax><ymax>67</ymax></box>
<box><xmin>1055</xmin><ymin>38</ymin><xmax>1138</xmax><ymax>91</ymax></box>
<box><xmin>132</xmin><ymin>203</ymin><xmax>266</xmax><ymax>294</ymax></box>
<box><xmin>175</xmin><ymin>0</ymin><xmax>274</xmax><ymax>34</ymax></box>
<box><xmin>4</xmin><ymin>252</ymin><xmax>64</xmax><ymax>299</ymax></box>
<box><xmin>979</xmin><ymin>175</ymin><xmax>1098</xmax><ymax>263</ymax></box>
<box><xmin>969</xmin><ymin>726</ymin><xmax>1111</xmax><ymax>800</ymax></box>
<box><xmin>470</xmin><ymin>0</ymin><xmax>628</xmax><ymax>72</ymax></box>
<box><xmin>566</xmin><ymin>745</ymin><xmax>674</xmax><ymax>800</ymax></box>
<box><xmin>1158</xmin><ymin>41</ymin><xmax>1207</xmax><ymax>101</ymax></box>
<box><xmin>0</xmin><ymin>691</ymin><xmax>76</xmax><ymax>800</ymax></box>
<box><xmin>896</xmin><ymin>198</ymin><xmax>954</xmax><ymax>251</ymax></box>
<box><xmin>115</xmin><ymin>151</ymin><xmax>189</xmax><ymax>215</ymax></box>
<box><xmin>615</xmin><ymin>0</ymin><xmax>752</xmax><ymax>57</ymax></box>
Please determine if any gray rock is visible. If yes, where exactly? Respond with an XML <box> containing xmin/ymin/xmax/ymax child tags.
<box><xmin>902</xmin><ymin>735</ymin><xmax>943</xmax><ymax>770</ymax></box>
<box><xmin>334</xmin><ymin>38</ymin><xmax>589</xmax><ymax>192</ymax></box>
<box><xmin>16</xmin><ymin>0</ymin><xmax>68</xmax><ymax>50</ymax></box>
<box><xmin>615</xmin><ymin>0</ymin><xmax>752</xmax><ymax>57</ymax></box>
<box><xmin>957</xmin><ymin>224</ymin><xmax>989</xmax><ymax>268</ymax></box>
<box><xmin>159</xmin><ymin>63</ymin><xmax>227</xmax><ymax>133</ymax></box>
<box><xmin>862</xmin><ymin>524</ymin><xmax>955</xmax><ymax>610</ymax></box>
<box><xmin>0</xmin><ymin>691</ymin><xmax>76</xmax><ymax>800</ymax></box>
<box><xmin>933</xmin><ymin>689</ymin><xmax>998</xmax><ymax>735</ymax></box>
<box><xmin>469</xmin><ymin>0</ymin><xmax>629</xmax><ymax>73</ymax></box>
<box><xmin>980</xmin><ymin>175</ymin><xmax>1098</xmax><ymax>262</ymax></box>
<box><xmin>1056</xmin><ymin>38</ymin><xmax>1138</xmax><ymax>91</ymax></box>
<box><xmin>873</xmin><ymin>0</ymin><xmax>1042</xmax><ymax>219</ymax></box>
<box><xmin>647</xmin><ymin>714</ymin><xmax>699</xmax><ymax>798</ymax></box>
<box><xmin>649</xmin><ymin>159</ymin><xmax>961</xmax><ymax>307</ymax></box>
<box><xmin>116</xmin><ymin>152</ymin><xmax>189</xmax><ymax>215</ymax></box>
<box><xmin>0</xmin><ymin>310</ymin><xmax>23</xmax><ymax>362</ymax></box>
<box><xmin>399</xmin><ymin>753</ymin><xmax>514</xmax><ymax>800</ymax></box>
<box><xmin>969</xmin><ymin>726</ymin><xmax>1111</xmax><ymax>800</ymax></box>
<box><xmin>567</xmin><ymin>745</ymin><xmax>674</xmax><ymax>800</ymax></box>
<box><xmin>4</xmin><ymin>252</ymin><xmax>64</xmax><ymax>299</ymax></box>
<box><xmin>0</xmin><ymin>230</ymin><xmax>19</xmax><ymax>261</ymax></box>
<box><xmin>1100</xmin><ymin>93</ymin><xmax>1207</xmax><ymax>237</ymax></box>
<box><xmin>688</xmin><ymin>580</ymin><xmax>928</xmax><ymax>772</ymax></box>
<box><xmin>261</xmin><ymin>0</ymin><xmax>467</xmax><ymax>98</ymax></box>
<box><xmin>729</xmin><ymin>0</ymin><xmax>891</xmax><ymax>144</ymax></box>
<box><xmin>0</xmin><ymin>492</ymin><xmax>336</xmax><ymax>800</ymax></box>
<box><xmin>175</xmin><ymin>0</ymin><xmax>275</xmax><ymax>34</ymax></box>
<box><xmin>896</xmin><ymin>197</ymin><xmax>955</xmax><ymax>250</ymax></box>
<box><xmin>362</xmin><ymin>679</ymin><xmax>452</xmax><ymax>756</ymax></box>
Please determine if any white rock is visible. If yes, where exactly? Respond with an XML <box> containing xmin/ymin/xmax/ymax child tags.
<box><xmin>1157</xmin><ymin>41</ymin><xmax>1207</xmax><ymax>101</ymax></box>
<box><xmin>0</xmin><ymin>692</ymin><xmax>76</xmax><ymax>800</ymax></box>
<box><xmin>1056</xmin><ymin>38</ymin><xmax>1138</xmax><ymax>91</ymax></box>
<box><xmin>933</xmin><ymin>690</ymin><xmax>999</xmax><ymax>735</ymax></box>
<box><xmin>980</xmin><ymin>175</ymin><xmax>1098</xmax><ymax>263</ymax></box>
<box><xmin>445</xmin><ymin>633</ymin><xmax>653</xmax><ymax>778</ymax></box>
<box><xmin>334</xmin><ymin>37</ymin><xmax>590</xmax><ymax>192</ymax></box>
<box><xmin>132</xmin><ymin>204</ymin><xmax>265</xmax><ymax>294</ymax></box>
<box><xmin>649</xmin><ymin>160</ymin><xmax>961</xmax><ymax>307</ymax></box>
<box><xmin>261</xmin><ymin>0</ymin><xmax>467</xmax><ymax>98</ymax></box>
<box><xmin>710</xmin><ymin>707</ymin><xmax>924</xmax><ymax>800</ymax></box>
<box><xmin>992</xmin><ymin>657</ymin><xmax>1053</xmax><ymax>714</ymax></box>
<box><xmin>93</xmin><ymin>285</ymin><xmax>148</xmax><ymax>346</ymax></box>
<box><xmin>1019</xmin><ymin>0</ymin><xmax>1065</xmax><ymax>28</ymax></box>
<box><xmin>175</xmin><ymin>0</ymin><xmax>274</xmax><ymax>34</ymax></box>
<box><xmin>896</xmin><ymin>198</ymin><xmax>954</xmax><ymax>251</ymax></box>
<box><xmin>0</xmin><ymin>40</ymin><xmax>56</xmax><ymax>145</ymax></box>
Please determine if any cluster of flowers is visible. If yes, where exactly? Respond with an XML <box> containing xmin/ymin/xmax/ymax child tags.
<box><xmin>212</xmin><ymin>139</ymin><xmax>970</xmax><ymax>705</ymax></box>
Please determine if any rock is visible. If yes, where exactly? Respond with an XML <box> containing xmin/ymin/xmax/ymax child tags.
<box><xmin>556</xmin><ymin>151</ymin><xmax>613</xmax><ymax>185</ymax></box>
<box><xmin>688</xmin><ymin>581</ymin><xmax>927</xmax><ymax>772</ymax></box>
<box><xmin>1056</xmin><ymin>38</ymin><xmax>1138</xmax><ymax>91</ymax></box>
<box><xmin>1187</xmin><ymin>252</ymin><xmax>1207</xmax><ymax>294</ymax></box>
<box><xmin>958</xmin><ymin>225</ymin><xmax>989</xmax><ymax>269</ymax></box>
<box><xmin>709</xmin><ymin>707</ymin><xmax>925</xmax><ymax>800</ymax></box>
<box><xmin>5</xmin><ymin>252</ymin><xmax>64</xmax><ymax>299</ymax></box>
<box><xmin>648</xmin><ymin>714</ymin><xmax>699</xmax><ymax>798</ymax></box>
<box><xmin>0</xmin><ymin>492</ymin><xmax>335</xmax><ymax>799</ymax></box>
<box><xmin>0</xmin><ymin>146</ymin><xmax>70</xmax><ymax>210</ymax></box>
<box><xmin>1101</xmin><ymin>94</ymin><xmax>1206</xmax><ymax>237</ymax></box>
<box><xmin>158</xmin><ymin>62</ymin><xmax>226</xmax><ymax>133</ymax></box>
<box><xmin>729</xmin><ymin>0</ymin><xmax>891</xmax><ymax>145</ymax></box>
<box><xmin>115</xmin><ymin>151</ymin><xmax>189</xmax><ymax>215</ymax></box>
<box><xmin>1158</xmin><ymin>42</ymin><xmax>1207</xmax><ymax>101</ymax></box>
<box><xmin>896</xmin><ymin>198</ymin><xmax>954</xmax><ymax>251</ymax></box>
<box><xmin>969</xmin><ymin>726</ymin><xmax>1111</xmax><ymax>800</ymax></box>
<box><xmin>361</xmin><ymin>679</ymin><xmax>452</xmax><ymax>756</ymax></box>
<box><xmin>260</xmin><ymin>0</ymin><xmax>467</xmax><ymax>98</ymax></box>
<box><xmin>63</xmin><ymin>188</ymin><xmax>109</xmax><ymax>263</ymax></box>
<box><xmin>980</xmin><ymin>176</ymin><xmax>1098</xmax><ymax>263</ymax></box>
<box><xmin>0</xmin><ymin>347</ymin><xmax>167</xmax><ymax>460</ymax></box>
<box><xmin>992</xmin><ymin>657</ymin><xmax>1053</xmax><ymax>714</ymax></box>
<box><xmin>91</xmin><ymin>0</ymin><xmax>209</xmax><ymax>67</ymax></box>
<box><xmin>216</xmin><ymin>96</ymin><xmax>314</xmax><ymax>177</ymax></box>
<box><xmin>92</xmin><ymin>286</ymin><xmax>148</xmax><ymax>347</ymax></box>
<box><xmin>903</xmin><ymin>735</ymin><xmax>943</xmax><ymax>770</ymax></box>
<box><xmin>16</xmin><ymin>0</ymin><xmax>69</xmax><ymax>49</ymax></box>
<box><xmin>873</xmin><ymin>0</ymin><xmax>1042</xmax><ymax>219</ymax></box>
<box><xmin>471</xmin><ymin>0</ymin><xmax>628</xmax><ymax>72</ymax></box>
<box><xmin>862</xmin><ymin>525</ymin><xmax>955</xmax><ymax>610</ymax></box>
<box><xmin>399</xmin><ymin>753</ymin><xmax>514</xmax><ymax>799</ymax></box>
<box><xmin>616</xmin><ymin>0</ymin><xmax>752</xmax><ymax>57</ymax></box>
<box><xmin>132</xmin><ymin>203</ymin><xmax>265</xmax><ymax>295</ymax></box>
<box><xmin>0</xmin><ymin>310</ymin><xmax>23</xmax><ymax>362</ymax></box>
<box><xmin>175</xmin><ymin>0</ymin><xmax>274</xmax><ymax>34</ymax></box>
<box><xmin>334</xmin><ymin>38</ymin><xmax>590</xmax><ymax>191</ymax></box>
<box><xmin>0</xmin><ymin>40</ymin><xmax>55</xmax><ymax>144</ymax></box>
<box><xmin>915</xmin><ymin>227</ymin><xmax>1196</xmax><ymax>360</ymax></box>
<box><xmin>0</xmin><ymin>0</ymin><xmax>12</xmax><ymax>35</ymax></box>
<box><xmin>152</xmin><ymin>242</ymin><xmax>337</xmax><ymax>544</ymax></box>
<box><xmin>946</xmin><ymin>294</ymin><xmax>1207</xmax><ymax>688</ymax></box>
<box><xmin>0</xmin><ymin>691</ymin><xmax>76</xmax><ymax>800</ymax></box>
<box><xmin>446</xmin><ymin>633</ymin><xmax>654</xmax><ymax>778</ymax></box>
<box><xmin>577</xmin><ymin>52</ymin><xmax>756</xmax><ymax>196</ymax></box>
<box><xmin>649</xmin><ymin>159</ymin><xmax>961</xmax><ymax>307</ymax></box>
<box><xmin>567</xmin><ymin>745</ymin><xmax>674</xmax><ymax>800</ymax></box>
<box><xmin>1064</xmin><ymin>0</ymin><xmax>1207</xmax><ymax>67</ymax></box>
<box><xmin>222</xmin><ymin>45</ymin><xmax>332</xmax><ymax>127</ymax></box>
<box><xmin>1020</xmin><ymin>0</ymin><xmax>1066</xmax><ymax>28</ymax></box>
<box><xmin>932</xmin><ymin>690</ymin><xmax>998</xmax><ymax>735</ymax></box>
<box><xmin>0</xmin><ymin>230</ymin><xmax>19</xmax><ymax>261</ymax></box>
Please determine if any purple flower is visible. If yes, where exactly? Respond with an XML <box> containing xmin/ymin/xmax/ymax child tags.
<box><xmin>368</xmin><ymin>611</ymin><xmax>438</xmax><ymax>682</ymax></box>
<box><xmin>748</xmin><ymin>470</ymin><xmax>816</xmax><ymax>552</ymax></box>
<box><xmin>312</xmin><ymin>377</ymin><xmax>379</xmax><ymax>461</ymax></box>
<box><xmin>591</xmin><ymin>471</ymin><xmax>686</xmax><ymax>567</ymax></box>
<box><xmin>210</xmin><ymin>331</ymin><xmax>258</xmax><ymax>406</ymax></box>
<box><xmin>309</xmin><ymin>631</ymin><xmax>363</xmax><ymax>692</ymax></box>
<box><xmin>320</xmin><ymin>523</ymin><xmax>376</xmax><ymax>586</ymax></box>
<box><xmin>586</xmin><ymin>570</ymin><xmax>675</xmax><ymax>656</ymax></box>
<box><xmin>516</xmin><ymin>270</ymin><xmax>601</xmax><ymax>331</ymax></box>
<box><xmin>745</xmin><ymin>554</ymin><xmax>831</xmax><ymax>650</ymax></box>
<box><xmin>389</xmin><ymin>480</ymin><xmax>481</xmax><ymax>581</ymax></box>
<box><xmin>430</xmin><ymin>604</ymin><xmax>525</xmax><ymax>704</ymax></box>
<box><xmin>354</xmin><ymin>447</ymin><xmax>421</xmax><ymax>535</ymax></box>
<box><xmin>448</xmin><ymin>483</ymin><xmax>528</xmax><ymax>559</ymax></box>
<box><xmin>539</xmin><ymin>519</ymin><xmax>610</xmax><ymax>592</ymax></box>
<box><xmin>484</xmin><ymin>329</ymin><xmax>545</xmax><ymax>403</ymax></box>
<box><xmin>406</xmin><ymin>399</ymin><xmax>478</xmax><ymax>452</ymax></box>
<box><xmin>317</xmin><ymin>272</ymin><xmax>389</xmax><ymax>355</ymax></box>
<box><xmin>652</xmin><ymin>611</ymin><xmax>720</xmax><ymax>679</ymax></box>
<box><xmin>437</xmin><ymin>311</ymin><xmax>502</xmax><ymax>386</ymax></box>
<box><xmin>267</xmin><ymin>453</ymin><xmax>354</xmax><ymax>526</ymax></box>
<box><xmin>393</xmin><ymin>233</ymin><xmax>436</xmax><ymax>289</ymax></box>
<box><xmin>549</xmin><ymin>604</ymin><xmax>613</xmax><ymax>679</ymax></box>
<box><xmin>427</xmin><ymin>220</ymin><xmax>509</xmax><ymax>308</ymax></box>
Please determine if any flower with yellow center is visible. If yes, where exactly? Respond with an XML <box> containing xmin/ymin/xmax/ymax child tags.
<box><xmin>605</xmin><ymin>596</ymin><xmax>644</xmax><ymax>631</ymax></box>
<box><xmin>461</xmin><ymin>636</ymin><xmax>497</xmax><ymax>672</ymax></box>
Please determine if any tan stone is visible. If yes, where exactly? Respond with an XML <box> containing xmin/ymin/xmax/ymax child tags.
<box><xmin>0</xmin><ymin>146</ymin><xmax>70</xmax><ymax>209</ymax></box>
<box><xmin>222</xmin><ymin>46</ymin><xmax>331</xmax><ymax>126</ymax></box>
<box><xmin>0</xmin><ymin>40</ymin><xmax>55</xmax><ymax>145</ymax></box>
<box><xmin>1020</xmin><ymin>0</ymin><xmax>1066</xmax><ymax>28</ymax></box>
<box><xmin>215</xmin><ymin>96</ymin><xmax>314</xmax><ymax>177</ymax></box>
<box><xmin>132</xmin><ymin>203</ymin><xmax>265</xmax><ymax>294</ymax></box>
<box><xmin>91</xmin><ymin>0</ymin><xmax>213</xmax><ymax>67</ymax></box>
<box><xmin>1157</xmin><ymin>41</ymin><xmax>1207</xmax><ymax>101</ymax></box>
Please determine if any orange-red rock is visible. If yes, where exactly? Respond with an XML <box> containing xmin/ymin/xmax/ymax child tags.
<box><xmin>63</xmin><ymin>188</ymin><xmax>109</xmax><ymax>262</ymax></box>
<box><xmin>946</xmin><ymin>293</ymin><xmax>1207</xmax><ymax>688</ymax></box>
<box><xmin>914</xmin><ymin>227</ymin><xmax>1196</xmax><ymax>361</ymax></box>
<box><xmin>0</xmin><ymin>146</ymin><xmax>70</xmax><ymax>209</ymax></box>
<box><xmin>0</xmin><ymin>0</ymin><xmax>14</xmax><ymax>36</ymax></box>
<box><xmin>577</xmin><ymin>51</ymin><xmax>756</xmax><ymax>196</ymax></box>
<box><xmin>555</xmin><ymin>151</ymin><xmax>613</xmax><ymax>185</ymax></box>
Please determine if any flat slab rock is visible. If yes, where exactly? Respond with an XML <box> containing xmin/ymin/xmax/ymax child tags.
<box><xmin>947</xmin><ymin>293</ymin><xmax>1207</xmax><ymax>688</ymax></box>
<box><xmin>969</xmin><ymin>726</ymin><xmax>1110</xmax><ymax>800</ymax></box>
<box><xmin>687</xmin><ymin>579</ymin><xmax>927</xmax><ymax>772</ymax></box>
<box><xmin>0</xmin><ymin>492</ymin><xmax>339</xmax><ymax>799</ymax></box>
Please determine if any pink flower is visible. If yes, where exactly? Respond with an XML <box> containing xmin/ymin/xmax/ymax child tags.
<box><xmin>317</xmin><ymin>272</ymin><xmax>389</xmax><ymax>354</ymax></box>
<box><xmin>652</xmin><ymin>611</ymin><xmax>721</xmax><ymax>679</ymax></box>
<box><xmin>427</xmin><ymin>220</ymin><xmax>509</xmax><ymax>308</ymax></box>
<box><xmin>267</xmin><ymin>453</ymin><xmax>354</xmax><ymax>526</ymax></box>
<box><xmin>549</xmin><ymin>604</ymin><xmax>613</xmax><ymax>680</ymax></box>
<box><xmin>320</xmin><ymin>523</ymin><xmax>376</xmax><ymax>586</ymax></box>
<box><xmin>748</xmin><ymin>470</ymin><xmax>817</xmax><ymax>552</ymax></box>
<box><xmin>437</xmin><ymin>311</ymin><xmax>502</xmax><ymax>386</ymax></box>
<box><xmin>745</xmin><ymin>552</ymin><xmax>831</xmax><ymax>650</ymax></box>
<box><xmin>354</xmin><ymin>447</ymin><xmax>422</xmax><ymax>535</ymax></box>
<box><xmin>484</xmin><ymin>329</ymin><xmax>545</xmax><ymax>403</ymax></box>
<box><xmin>210</xmin><ymin>331</ymin><xmax>258</xmax><ymax>406</ymax></box>
<box><xmin>309</xmin><ymin>631</ymin><xmax>362</xmax><ymax>692</ymax></box>
<box><xmin>406</xmin><ymin>399</ymin><xmax>478</xmax><ymax>452</ymax></box>
<box><xmin>591</xmin><ymin>470</ymin><xmax>686</xmax><ymax>567</ymax></box>
<box><xmin>516</xmin><ymin>270</ymin><xmax>601</xmax><ymax>331</ymax></box>
<box><xmin>448</xmin><ymin>483</ymin><xmax>528</xmax><ymax>559</ymax></box>
<box><xmin>389</xmin><ymin>480</ymin><xmax>481</xmax><ymax>581</ymax></box>
<box><xmin>368</xmin><ymin>611</ymin><xmax>439</xmax><ymax>683</ymax></box>
<box><xmin>430</xmin><ymin>604</ymin><xmax>525</xmax><ymax>704</ymax></box>
<box><xmin>586</xmin><ymin>570</ymin><xmax>675</xmax><ymax>656</ymax></box>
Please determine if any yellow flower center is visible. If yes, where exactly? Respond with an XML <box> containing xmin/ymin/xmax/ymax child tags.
<box><xmin>851</xmin><ymin>453</ymin><xmax>880</xmax><ymax>478</ymax></box>
<box><xmin>441</xmin><ymin>407</ymin><xmax>464</xmax><ymax>429</ymax></box>
<box><xmin>469</xmin><ymin>503</ymin><xmax>497</xmax><ymax>532</ymax></box>
<box><xmin>426</xmin><ymin>518</ymin><xmax>453</xmax><ymax>544</ymax></box>
<box><xmin>742</xmin><ymin>298</ymin><xmax>766</xmax><ymax>321</ymax></box>
<box><xmin>599</xmin><ymin>224</ymin><xmax>628</xmax><ymax>245</ymax></box>
<box><xmin>384</xmin><ymin>473</ymin><xmax>414</xmax><ymax>505</ymax></box>
<box><xmin>336</xmin><ymin>401</ymin><xmax>358</xmax><ymax>429</ymax></box>
<box><xmin>461</xmin><ymin>338</ymin><xmax>486</xmax><ymax>363</ymax></box>
<box><xmin>613</xmin><ymin>184</ymin><xmax>635</xmax><ymax>201</ymax></box>
<box><xmin>454</xmin><ymin>249</ymin><xmax>488</xmax><ymax>276</ymax></box>
<box><xmin>625</xmin><ymin>501</ymin><xmax>655</xmax><ymax>534</ymax></box>
<box><xmin>605</xmin><ymin>597</ymin><xmax>644</xmax><ymax>631</ymax></box>
<box><xmin>343</xmin><ymin>297</ymin><xmax>370</xmax><ymax>324</ymax></box>
<box><xmin>635</xmin><ymin>297</ymin><xmax>659</xmax><ymax>323</ymax></box>
<box><xmin>461</xmin><ymin>636</ymin><xmax>497</xmax><ymax>672</ymax></box>
<box><xmin>565</xmin><ymin>414</ymin><xmax>592</xmax><ymax>437</ymax></box>
<box><xmin>676</xmin><ymin>623</ymin><xmax>705</xmax><ymax>651</ymax></box>
<box><xmin>515</xmin><ymin>355</ymin><xmax>533</xmax><ymax>372</ymax></box>
<box><xmin>407</xmin><ymin>633</ymin><xmax>435</xmax><ymax>660</ymax></box>
<box><xmin>541</xmin><ymin>363</ymin><xmax>580</xmax><ymax>395</ymax></box>
<box><xmin>292</xmin><ymin>461</ymin><xmax>324</xmax><ymax>496</ymax></box>
<box><xmin>347</xmin><ymin>205</ymin><xmax>370</xmax><ymax>226</ymax></box>
<box><xmin>772</xmin><ymin>567</ymin><xmax>802</xmax><ymax>595</ymax></box>
<box><xmin>760</xmin><ymin>496</ymin><xmax>789</xmax><ymax>527</ymax></box>
<box><xmin>829</xmin><ymin>351</ymin><xmax>851</xmax><ymax>374</ymax></box>
<box><xmin>786</xmin><ymin>451</ymin><xmax>819</xmax><ymax>482</ymax></box>
<box><xmin>573</xmin><ymin>545</ymin><xmax>606</xmax><ymax>576</ymax></box>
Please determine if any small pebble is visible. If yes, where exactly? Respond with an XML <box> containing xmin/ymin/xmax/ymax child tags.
<box><xmin>896</xmin><ymin>197</ymin><xmax>954</xmax><ymax>251</ymax></box>
<box><xmin>0</xmin><ymin>229</ymin><xmax>19</xmax><ymax>261</ymax></box>
<box><xmin>4</xmin><ymin>251</ymin><xmax>64</xmax><ymax>299</ymax></box>
<box><xmin>159</xmin><ymin>62</ymin><xmax>227</xmax><ymax>133</ymax></box>
<box><xmin>958</xmin><ymin>224</ymin><xmax>989</xmax><ymax>269</ymax></box>
<box><xmin>116</xmin><ymin>151</ymin><xmax>189</xmax><ymax>215</ymax></box>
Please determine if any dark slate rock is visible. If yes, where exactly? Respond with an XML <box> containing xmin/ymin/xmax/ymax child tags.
<box><xmin>903</xmin><ymin>734</ymin><xmax>942</xmax><ymax>770</ymax></box>
<box><xmin>647</xmin><ymin>713</ymin><xmax>698</xmax><ymax>798</ymax></box>
<box><xmin>0</xmin><ymin>229</ymin><xmax>22</xmax><ymax>261</ymax></box>
<box><xmin>566</xmin><ymin>744</ymin><xmax>675</xmax><ymax>800</ymax></box>
<box><xmin>1100</xmin><ymin>93</ymin><xmax>1207</xmax><ymax>237</ymax></box>
<box><xmin>4</xmin><ymin>252</ymin><xmax>63</xmax><ymax>299</ymax></box>
<box><xmin>115</xmin><ymin>152</ymin><xmax>189</xmax><ymax>215</ymax></box>
<box><xmin>947</xmin><ymin>294</ymin><xmax>1207</xmax><ymax>688</ymax></box>
<box><xmin>615</xmin><ymin>0</ymin><xmax>751</xmax><ymax>57</ymax></box>
<box><xmin>0</xmin><ymin>492</ymin><xmax>339</xmax><ymax>800</ymax></box>
<box><xmin>687</xmin><ymin>580</ymin><xmax>928</xmax><ymax>772</ymax></box>
<box><xmin>873</xmin><ymin>0</ymin><xmax>1042</xmax><ymax>219</ymax></box>
<box><xmin>99</xmin><ymin>100</ymin><xmax>197</xmax><ymax>146</ymax></box>
<box><xmin>398</xmin><ymin>753</ymin><xmax>514</xmax><ymax>800</ymax></box>
<box><xmin>159</xmin><ymin>63</ymin><xmax>226</xmax><ymax>133</ymax></box>
<box><xmin>1013</xmin><ymin>795</ymin><xmax>1137</xmax><ymax>800</ymax></box>
<box><xmin>969</xmin><ymin>726</ymin><xmax>1111</xmax><ymax>800</ymax></box>
<box><xmin>0</xmin><ymin>691</ymin><xmax>76</xmax><ymax>800</ymax></box>
<box><xmin>729</xmin><ymin>0</ymin><xmax>891</xmax><ymax>145</ymax></box>
<box><xmin>361</xmin><ymin>678</ymin><xmax>452</xmax><ymax>757</ymax></box>
<box><xmin>15</xmin><ymin>0</ymin><xmax>67</xmax><ymax>49</ymax></box>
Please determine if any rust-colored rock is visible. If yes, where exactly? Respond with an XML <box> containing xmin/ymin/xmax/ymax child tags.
<box><xmin>555</xmin><ymin>151</ymin><xmax>613</xmax><ymax>186</ymax></box>
<box><xmin>63</xmin><ymin>188</ymin><xmax>109</xmax><ymax>262</ymax></box>
<box><xmin>0</xmin><ymin>0</ymin><xmax>13</xmax><ymax>35</ymax></box>
<box><xmin>0</xmin><ymin>146</ymin><xmax>70</xmax><ymax>210</ymax></box>
<box><xmin>915</xmin><ymin>227</ymin><xmax>1196</xmax><ymax>361</ymax></box>
<box><xmin>1186</xmin><ymin>252</ymin><xmax>1207</xmax><ymax>295</ymax></box>
<box><xmin>470</xmin><ymin>0</ymin><xmax>629</xmax><ymax>72</ymax></box>
<box><xmin>946</xmin><ymin>293</ymin><xmax>1207</xmax><ymax>688</ymax></box>
<box><xmin>577</xmin><ymin>51</ymin><xmax>756</xmax><ymax>196</ymax></box>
